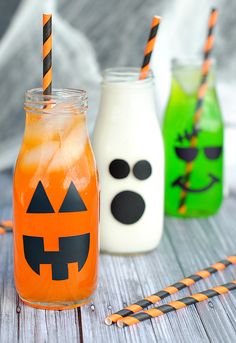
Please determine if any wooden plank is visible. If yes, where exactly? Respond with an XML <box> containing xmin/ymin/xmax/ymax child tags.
<box><xmin>17</xmin><ymin>304</ymin><xmax>82</xmax><ymax>343</ymax></box>
<box><xmin>130</xmin><ymin>238</ymin><xmax>210</xmax><ymax>343</ymax></box>
<box><xmin>0</xmin><ymin>206</ymin><xmax>18</xmax><ymax>343</ymax></box>
<box><xmin>80</xmin><ymin>253</ymin><xmax>157</xmax><ymax>343</ymax></box>
<box><xmin>0</xmin><ymin>170</ymin><xmax>12</xmax><ymax>208</ymax></box>
<box><xmin>165</xmin><ymin>196</ymin><xmax>236</xmax><ymax>343</ymax></box>
<box><xmin>80</xmin><ymin>233</ymin><xmax>210</xmax><ymax>342</ymax></box>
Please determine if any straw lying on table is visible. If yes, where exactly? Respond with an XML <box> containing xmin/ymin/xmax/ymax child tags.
<box><xmin>105</xmin><ymin>255</ymin><xmax>236</xmax><ymax>325</ymax></box>
<box><xmin>43</xmin><ymin>13</ymin><xmax>52</xmax><ymax>95</ymax></box>
<box><xmin>0</xmin><ymin>220</ymin><xmax>13</xmax><ymax>235</ymax></box>
<box><xmin>178</xmin><ymin>7</ymin><xmax>219</xmax><ymax>214</ymax></box>
<box><xmin>139</xmin><ymin>16</ymin><xmax>161</xmax><ymax>80</ymax></box>
<box><xmin>117</xmin><ymin>281</ymin><xmax>236</xmax><ymax>328</ymax></box>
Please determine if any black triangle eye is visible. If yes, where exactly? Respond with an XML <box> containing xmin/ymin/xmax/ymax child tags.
<box><xmin>27</xmin><ymin>181</ymin><xmax>55</xmax><ymax>213</ymax></box>
<box><xmin>59</xmin><ymin>182</ymin><xmax>87</xmax><ymax>213</ymax></box>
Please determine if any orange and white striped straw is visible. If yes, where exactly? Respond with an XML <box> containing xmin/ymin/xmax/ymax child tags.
<box><xmin>43</xmin><ymin>13</ymin><xmax>52</xmax><ymax>95</ymax></box>
<box><xmin>178</xmin><ymin>8</ymin><xmax>219</xmax><ymax>214</ymax></box>
<box><xmin>139</xmin><ymin>16</ymin><xmax>161</xmax><ymax>80</ymax></box>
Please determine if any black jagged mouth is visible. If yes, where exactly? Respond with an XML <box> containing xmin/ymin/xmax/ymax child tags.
<box><xmin>172</xmin><ymin>173</ymin><xmax>220</xmax><ymax>193</ymax></box>
<box><xmin>23</xmin><ymin>233</ymin><xmax>90</xmax><ymax>281</ymax></box>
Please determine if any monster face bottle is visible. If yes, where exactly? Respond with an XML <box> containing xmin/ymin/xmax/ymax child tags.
<box><xmin>163</xmin><ymin>8</ymin><xmax>223</xmax><ymax>218</ymax></box>
<box><xmin>163</xmin><ymin>57</ymin><xmax>223</xmax><ymax>217</ymax></box>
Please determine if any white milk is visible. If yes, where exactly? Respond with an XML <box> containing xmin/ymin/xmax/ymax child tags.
<box><xmin>93</xmin><ymin>68</ymin><xmax>164</xmax><ymax>254</ymax></box>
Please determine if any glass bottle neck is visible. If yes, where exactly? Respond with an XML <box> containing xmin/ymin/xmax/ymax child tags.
<box><xmin>102</xmin><ymin>67</ymin><xmax>154</xmax><ymax>88</ymax></box>
<box><xmin>25</xmin><ymin>88</ymin><xmax>88</xmax><ymax>116</ymax></box>
<box><xmin>23</xmin><ymin>88</ymin><xmax>88</xmax><ymax>146</ymax></box>
<box><xmin>171</xmin><ymin>58</ymin><xmax>217</xmax><ymax>96</ymax></box>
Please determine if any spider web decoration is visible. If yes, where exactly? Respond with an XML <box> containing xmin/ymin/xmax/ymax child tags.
<box><xmin>0</xmin><ymin>0</ymin><xmax>100</xmax><ymax>170</ymax></box>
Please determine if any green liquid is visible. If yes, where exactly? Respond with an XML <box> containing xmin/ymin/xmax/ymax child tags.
<box><xmin>163</xmin><ymin>68</ymin><xmax>224</xmax><ymax>218</ymax></box>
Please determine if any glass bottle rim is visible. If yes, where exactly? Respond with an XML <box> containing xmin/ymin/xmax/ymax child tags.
<box><xmin>101</xmin><ymin>67</ymin><xmax>154</xmax><ymax>87</ymax></box>
<box><xmin>25</xmin><ymin>88</ymin><xmax>88</xmax><ymax>115</ymax></box>
<box><xmin>171</xmin><ymin>57</ymin><xmax>216</xmax><ymax>70</ymax></box>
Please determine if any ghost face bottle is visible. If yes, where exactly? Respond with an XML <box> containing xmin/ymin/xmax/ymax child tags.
<box><xmin>93</xmin><ymin>68</ymin><xmax>164</xmax><ymax>254</ymax></box>
<box><xmin>13</xmin><ymin>89</ymin><xmax>99</xmax><ymax>309</ymax></box>
<box><xmin>163</xmin><ymin>59</ymin><xmax>223</xmax><ymax>217</ymax></box>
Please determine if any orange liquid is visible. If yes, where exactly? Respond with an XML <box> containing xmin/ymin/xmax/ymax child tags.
<box><xmin>13</xmin><ymin>111</ymin><xmax>99</xmax><ymax>309</ymax></box>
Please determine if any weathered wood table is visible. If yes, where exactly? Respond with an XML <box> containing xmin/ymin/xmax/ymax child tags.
<box><xmin>1</xmin><ymin>171</ymin><xmax>236</xmax><ymax>343</ymax></box>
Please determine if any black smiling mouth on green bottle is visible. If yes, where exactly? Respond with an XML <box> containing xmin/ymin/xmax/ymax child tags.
<box><xmin>172</xmin><ymin>173</ymin><xmax>220</xmax><ymax>193</ymax></box>
<box><xmin>172</xmin><ymin>146</ymin><xmax>222</xmax><ymax>193</ymax></box>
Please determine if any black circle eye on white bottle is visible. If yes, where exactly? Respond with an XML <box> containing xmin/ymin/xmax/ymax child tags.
<box><xmin>93</xmin><ymin>68</ymin><xmax>164</xmax><ymax>254</ymax></box>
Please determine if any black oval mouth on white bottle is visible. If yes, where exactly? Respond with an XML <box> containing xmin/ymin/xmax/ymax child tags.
<box><xmin>111</xmin><ymin>190</ymin><xmax>145</xmax><ymax>225</ymax></box>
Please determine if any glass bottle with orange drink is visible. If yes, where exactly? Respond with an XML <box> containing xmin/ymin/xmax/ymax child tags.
<box><xmin>13</xmin><ymin>88</ymin><xmax>99</xmax><ymax>310</ymax></box>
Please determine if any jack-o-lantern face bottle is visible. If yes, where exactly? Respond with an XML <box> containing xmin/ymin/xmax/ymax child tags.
<box><xmin>13</xmin><ymin>88</ymin><xmax>99</xmax><ymax>310</ymax></box>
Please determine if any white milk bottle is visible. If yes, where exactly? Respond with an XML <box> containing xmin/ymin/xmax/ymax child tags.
<box><xmin>93</xmin><ymin>68</ymin><xmax>164</xmax><ymax>254</ymax></box>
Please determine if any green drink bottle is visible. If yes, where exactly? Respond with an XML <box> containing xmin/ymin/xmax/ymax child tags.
<box><xmin>163</xmin><ymin>59</ymin><xmax>224</xmax><ymax>217</ymax></box>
